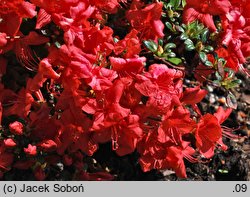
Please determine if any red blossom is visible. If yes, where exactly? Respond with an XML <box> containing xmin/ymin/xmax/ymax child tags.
<box><xmin>195</xmin><ymin>114</ymin><xmax>222</xmax><ymax>158</ymax></box>
<box><xmin>181</xmin><ymin>86</ymin><xmax>208</xmax><ymax>105</ymax></box>
<box><xmin>114</xmin><ymin>29</ymin><xmax>141</xmax><ymax>58</ymax></box>
<box><xmin>126</xmin><ymin>2</ymin><xmax>164</xmax><ymax>40</ymax></box>
<box><xmin>24</xmin><ymin>144</ymin><xmax>37</xmax><ymax>156</ymax></box>
<box><xmin>183</xmin><ymin>0</ymin><xmax>231</xmax><ymax>31</ymax></box>
<box><xmin>38</xmin><ymin>140</ymin><xmax>57</xmax><ymax>152</ymax></box>
<box><xmin>4</xmin><ymin>139</ymin><xmax>17</xmax><ymax>148</ymax></box>
<box><xmin>9</xmin><ymin>121</ymin><xmax>24</xmax><ymax>135</ymax></box>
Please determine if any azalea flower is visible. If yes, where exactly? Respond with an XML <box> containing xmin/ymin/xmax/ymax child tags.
<box><xmin>24</xmin><ymin>144</ymin><xmax>37</xmax><ymax>156</ymax></box>
<box><xmin>221</xmin><ymin>9</ymin><xmax>250</xmax><ymax>66</ymax></box>
<box><xmin>195</xmin><ymin>114</ymin><xmax>222</xmax><ymax>158</ymax></box>
<box><xmin>126</xmin><ymin>2</ymin><xmax>164</xmax><ymax>40</ymax></box>
<box><xmin>0</xmin><ymin>0</ymin><xmax>36</xmax><ymax>18</ymax></box>
<box><xmin>9</xmin><ymin>121</ymin><xmax>24</xmax><ymax>135</ymax></box>
<box><xmin>183</xmin><ymin>0</ymin><xmax>231</xmax><ymax>31</ymax></box>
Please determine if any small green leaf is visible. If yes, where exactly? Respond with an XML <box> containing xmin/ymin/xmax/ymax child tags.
<box><xmin>175</xmin><ymin>25</ymin><xmax>184</xmax><ymax>32</ymax></box>
<box><xmin>227</xmin><ymin>79</ymin><xmax>242</xmax><ymax>89</ymax></box>
<box><xmin>158</xmin><ymin>39</ymin><xmax>163</xmax><ymax>46</ymax></box>
<box><xmin>201</xmin><ymin>29</ymin><xmax>209</xmax><ymax>43</ymax></box>
<box><xmin>168</xmin><ymin>52</ymin><xmax>176</xmax><ymax>58</ymax></box>
<box><xmin>165</xmin><ymin>22</ymin><xmax>174</xmax><ymax>31</ymax></box>
<box><xmin>180</xmin><ymin>33</ymin><xmax>188</xmax><ymax>40</ymax></box>
<box><xmin>184</xmin><ymin>39</ymin><xmax>193</xmax><ymax>46</ymax></box>
<box><xmin>204</xmin><ymin>45</ymin><xmax>214</xmax><ymax>52</ymax></box>
<box><xmin>218</xmin><ymin>169</ymin><xmax>229</xmax><ymax>174</ymax></box>
<box><xmin>143</xmin><ymin>40</ymin><xmax>158</xmax><ymax>52</ymax></box>
<box><xmin>182</xmin><ymin>0</ymin><xmax>186</xmax><ymax>7</ymax></box>
<box><xmin>199</xmin><ymin>52</ymin><xmax>207</xmax><ymax>63</ymax></box>
<box><xmin>169</xmin><ymin>0</ymin><xmax>182</xmax><ymax>9</ymax></box>
<box><xmin>54</xmin><ymin>41</ymin><xmax>61</xmax><ymax>48</ymax></box>
<box><xmin>215</xmin><ymin>71</ymin><xmax>222</xmax><ymax>81</ymax></box>
<box><xmin>185</xmin><ymin>44</ymin><xmax>195</xmax><ymax>51</ymax></box>
<box><xmin>167</xmin><ymin>57</ymin><xmax>182</xmax><ymax>65</ymax></box>
<box><xmin>113</xmin><ymin>37</ymin><xmax>119</xmax><ymax>43</ymax></box>
<box><xmin>204</xmin><ymin>60</ymin><xmax>213</xmax><ymax>67</ymax></box>
<box><xmin>184</xmin><ymin>39</ymin><xmax>195</xmax><ymax>51</ymax></box>
<box><xmin>164</xmin><ymin>43</ymin><xmax>176</xmax><ymax>50</ymax></box>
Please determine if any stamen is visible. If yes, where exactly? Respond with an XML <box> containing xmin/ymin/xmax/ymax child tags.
<box><xmin>15</xmin><ymin>41</ymin><xmax>40</xmax><ymax>71</ymax></box>
<box><xmin>111</xmin><ymin>126</ymin><xmax>119</xmax><ymax>150</ymax></box>
<box><xmin>183</xmin><ymin>152</ymin><xmax>198</xmax><ymax>163</ymax></box>
<box><xmin>221</xmin><ymin>126</ymin><xmax>240</xmax><ymax>139</ymax></box>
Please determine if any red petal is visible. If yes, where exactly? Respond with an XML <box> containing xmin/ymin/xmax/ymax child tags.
<box><xmin>181</xmin><ymin>86</ymin><xmax>207</xmax><ymax>105</ymax></box>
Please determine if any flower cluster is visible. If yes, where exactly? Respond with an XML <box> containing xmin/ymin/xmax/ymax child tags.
<box><xmin>0</xmin><ymin>0</ymin><xmax>248</xmax><ymax>180</ymax></box>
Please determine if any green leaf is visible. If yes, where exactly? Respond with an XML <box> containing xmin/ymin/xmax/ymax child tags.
<box><xmin>201</xmin><ymin>29</ymin><xmax>209</xmax><ymax>43</ymax></box>
<box><xmin>182</xmin><ymin>0</ymin><xmax>186</xmax><ymax>7</ymax></box>
<box><xmin>204</xmin><ymin>60</ymin><xmax>213</xmax><ymax>67</ymax></box>
<box><xmin>184</xmin><ymin>39</ymin><xmax>193</xmax><ymax>46</ymax></box>
<box><xmin>180</xmin><ymin>33</ymin><xmax>188</xmax><ymax>40</ymax></box>
<box><xmin>184</xmin><ymin>39</ymin><xmax>195</xmax><ymax>51</ymax></box>
<box><xmin>226</xmin><ymin>92</ymin><xmax>237</xmax><ymax>109</ymax></box>
<box><xmin>167</xmin><ymin>57</ymin><xmax>182</xmax><ymax>65</ymax></box>
<box><xmin>199</xmin><ymin>52</ymin><xmax>207</xmax><ymax>63</ymax></box>
<box><xmin>113</xmin><ymin>37</ymin><xmax>119</xmax><ymax>43</ymax></box>
<box><xmin>158</xmin><ymin>39</ymin><xmax>163</xmax><ymax>46</ymax></box>
<box><xmin>175</xmin><ymin>25</ymin><xmax>184</xmax><ymax>32</ymax></box>
<box><xmin>143</xmin><ymin>40</ymin><xmax>158</xmax><ymax>52</ymax></box>
<box><xmin>54</xmin><ymin>41</ymin><xmax>61</xmax><ymax>48</ymax></box>
<box><xmin>227</xmin><ymin>79</ymin><xmax>242</xmax><ymax>88</ymax></box>
<box><xmin>168</xmin><ymin>52</ymin><xmax>176</xmax><ymax>58</ymax></box>
<box><xmin>185</xmin><ymin>44</ymin><xmax>195</xmax><ymax>51</ymax></box>
<box><xmin>204</xmin><ymin>45</ymin><xmax>214</xmax><ymax>52</ymax></box>
<box><xmin>165</xmin><ymin>22</ymin><xmax>174</xmax><ymax>31</ymax></box>
<box><xmin>218</xmin><ymin>169</ymin><xmax>229</xmax><ymax>174</ymax></box>
<box><xmin>169</xmin><ymin>0</ymin><xmax>182</xmax><ymax>9</ymax></box>
<box><xmin>215</xmin><ymin>71</ymin><xmax>222</xmax><ymax>81</ymax></box>
<box><xmin>164</xmin><ymin>43</ymin><xmax>176</xmax><ymax>51</ymax></box>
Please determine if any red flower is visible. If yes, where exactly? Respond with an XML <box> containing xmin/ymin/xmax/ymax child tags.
<box><xmin>24</xmin><ymin>144</ymin><xmax>37</xmax><ymax>156</ymax></box>
<box><xmin>221</xmin><ymin>9</ymin><xmax>250</xmax><ymax>66</ymax></box>
<box><xmin>0</xmin><ymin>33</ymin><xmax>7</xmax><ymax>48</ymax></box>
<box><xmin>135</xmin><ymin>64</ymin><xmax>183</xmax><ymax>115</ymax></box>
<box><xmin>109</xmin><ymin>56</ymin><xmax>146</xmax><ymax>76</ymax></box>
<box><xmin>181</xmin><ymin>86</ymin><xmax>208</xmax><ymax>105</ymax></box>
<box><xmin>4</xmin><ymin>88</ymin><xmax>34</xmax><ymax>118</ymax></box>
<box><xmin>9</xmin><ymin>121</ymin><xmax>24</xmax><ymax>135</ymax></box>
<box><xmin>114</xmin><ymin>29</ymin><xmax>141</xmax><ymax>58</ymax></box>
<box><xmin>0</xmin><ymin>0</ymin><xmax>36</xmax><ymax>18</ymax></box>
<box><xmin>183</xmin><ymin>0</ymin><xmax>231</xmax><ymax>31</ymax></box>
<box><xmin>91</xmin><ymin>0</ymin><xmax>121</xmax><ymax>14</ymax></box>
<box><xmin>195</xmin><ymin>114</ymin><xmax>222</xmax><ymax>158</ymax></box>
<box><xmin>38</xmin><ymin>140</ymin><xmax>57</xmax><ymax>152</ymax></box>
<box><xmin>126</xmin><ymin>2</ymin><xmax>164</xmax><ymax>40</ymax></box>
<box><xmin>4</xmin><ymin>139</ymin><xmax>17</xmax><ymax>148</ymax></box>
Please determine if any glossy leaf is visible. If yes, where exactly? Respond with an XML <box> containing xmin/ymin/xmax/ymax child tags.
<box><xmin>167</xmin><ymin>57</ymin><xmax>182</xmax><ymax>65</ymax></box>
<box><xmin>143</xmin><ymin>40</ymin><xmax>158</xmax><ymax>52</ymax></box>
<box><xmin>199</xmin><ymin>52</ymin><xmax>207</xmax><ymax>63</ymax></box>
